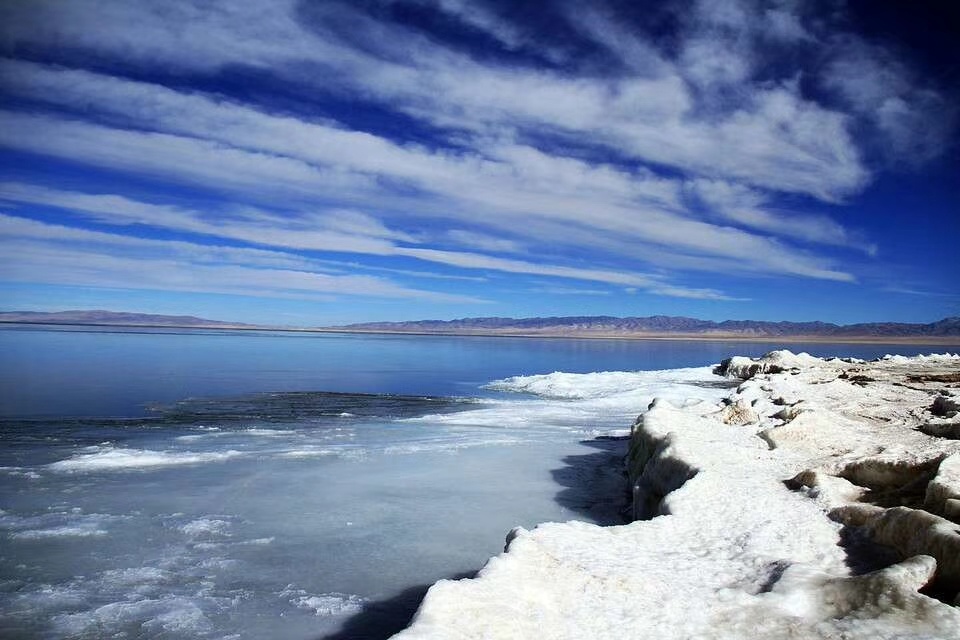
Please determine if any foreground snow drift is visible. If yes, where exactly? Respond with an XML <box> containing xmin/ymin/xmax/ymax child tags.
<box><xmin>395</xmin><ymin>352</ymin><xmax>960</xmax><ymax>639</ymax></box>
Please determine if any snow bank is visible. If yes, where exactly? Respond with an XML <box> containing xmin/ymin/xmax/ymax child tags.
<box><xmin>484</xmin><ymin>366</ymin><xmax>718</xmax><ymax>400</ymax></box>
<box><xmin>394</xmin><ymin>352</ymin><xmax>960</xmax><ymax>639</ymax></box>
<box><xmin>726</xmin><ymin>351</ymin><xmax>960</xmax><ymax>595</ymax></box>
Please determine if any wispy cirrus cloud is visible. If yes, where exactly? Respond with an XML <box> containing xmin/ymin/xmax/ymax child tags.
<box><xmin>0</xmin><ymin>0</ymin><xmax>953</xmax><ymax>318</ymax></box>
<box><xmin>0</xmin><ymin>185</ymin><xmax>738</xmax><ymax>298</ymax></box>
<box><xmin>0</xmin><ymin>61</ymin><xmax>858</xmax><ymax>284</ymax></box>
<box><xmin>1</xmin><ymin>1</ymin><xmax>947</xmax><ymax>184</ymax></box>
<box><xmin>0</xmin><ymin>180</ymin><xmax>414</xmax><ymax>253</ymax></box>
<box><xmin>0</xmin><ymin>214</ymin><xmax>483</xmax><ymax>303</ymax></box>
<box><xmin>686</xmin><ymin>179</ymin><xmax>877</xmax><ymax>254</ymax></box>
<box><xmin>820</xmin><ymin>36</ymin><xmax>956</xmax><ymax>167</ymax></box>
<box><xmin>0</xmin><ymin>179</ymin><xmax>849</xmax><ymax>295</ymax></box>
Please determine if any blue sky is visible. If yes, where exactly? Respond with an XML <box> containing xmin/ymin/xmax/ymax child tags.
<box><xmin>0</xmin><ymin>0</ymin><xmax>957</xmax><ymax>326</ymax></box>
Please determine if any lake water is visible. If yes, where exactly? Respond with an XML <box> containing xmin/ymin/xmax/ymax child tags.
<box><xmin>1</xmin><ymin>325</ymin><xmax>955</xmax><ymax>639</ymax></box>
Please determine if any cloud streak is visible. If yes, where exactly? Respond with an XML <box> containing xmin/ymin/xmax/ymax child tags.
<box><xmin>0</xmin><ymin>60</ymin><xmax>859</xmax><ymax>284</ymax></box>
<box><xmin>0</xmin><ymin>0</ymin><xmax>953</xmax><ymax>318</ymax></box>
<box><xmin>0</xmin><ymin>214</ymin><xmax>483</xmax><ymax>303</ymax></box>
<box><xmin>0</xmin><ymin>186</ymin><xmax>738</xmax><ymax>299</ymax></box>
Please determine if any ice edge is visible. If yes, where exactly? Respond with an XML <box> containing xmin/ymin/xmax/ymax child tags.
<box><xmin>393</xmin><ymin>351</ymin><xmax>960</xmax><ymax>639</ymax></box>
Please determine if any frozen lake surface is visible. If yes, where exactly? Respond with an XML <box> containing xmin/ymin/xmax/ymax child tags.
<box><xmin>0</xmin><ymin>326</ymin><xmax>949</xmax><ymax>638</ymax></box>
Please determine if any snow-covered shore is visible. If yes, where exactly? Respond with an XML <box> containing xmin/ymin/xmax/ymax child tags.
<box><xmin>394</xmin><ymin>352</ymin><xmax>960</xmax><ymax>639</ymax></box>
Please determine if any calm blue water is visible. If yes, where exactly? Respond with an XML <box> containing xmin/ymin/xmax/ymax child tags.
<box><xmin>0</xmin><ymin>325</ymin><xmax>955</xmax><ymax>639</ymax></box>
<box><xmin>1</xmin><ymin>324</ymin><xmax>951</xmax><ymax>418</ymax></box>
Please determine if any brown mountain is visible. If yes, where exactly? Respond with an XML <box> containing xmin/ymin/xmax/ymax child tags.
<box><xmin>339</xmin><ymin>315</ymin><xmax>960</xmax><ymax>339</ymax></box>
<box><xmin>3</xmin><ymin>311</ymin><xmax>958</xmax><ymax>341</ymax></box>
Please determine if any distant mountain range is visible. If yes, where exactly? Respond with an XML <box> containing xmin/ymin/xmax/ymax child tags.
<box><xmin>2</xmin><ymin>310</ymin><xmax>959</xmax><ymax>341</ymax></box>
<box><xmin>340</xmin><ymin>315</ymin><xmax>960</xmax><ymax>339</ymax></box>
<box><xmin>0</xmin><ymin>310</ymin><xmax>253</xmax><ymax>329</ymax></box>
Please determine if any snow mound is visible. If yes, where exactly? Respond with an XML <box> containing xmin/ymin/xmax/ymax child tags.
<box><xmin>714</xmin><ymin>350</ymin><xmax>824</xmax><ymax>380</ymax></box>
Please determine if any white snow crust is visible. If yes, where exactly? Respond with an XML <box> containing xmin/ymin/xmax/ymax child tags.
<box><xmin>395</xmin><ymin>351</ymin><xmax>960</xmax><ymax>639</ymax></box>
<box><xmin>292</xmin><ymin>592</ymin><xmax>365</xmax><ymax>617</ymax></box>
<box><xmin>485</xmin><ymin>366</ymin><xmax>713</xmax><ymax>399</ymax></box>
<box><xmin>47</xmin><ymin>446</ymin><xmax>243</xmax><ymax>471</ymax></box>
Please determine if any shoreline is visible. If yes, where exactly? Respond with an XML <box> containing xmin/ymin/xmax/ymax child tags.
<box><xmin>2</xmin><ymin>320</ymin><xmax>959</xmax><ymax>345</ymax></box>
<box><xmin>395</xmin><ymin>351</ymin><xmax>960</xmax><ymax>638</ymax></box>
<box><xmin>311</xmin><ymin>328</ymin><xmax>960</xmax><ymax>345</ymax></box>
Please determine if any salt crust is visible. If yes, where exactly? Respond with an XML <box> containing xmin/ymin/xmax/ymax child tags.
<box><xmin>395</xmin><ymin>351</ymin><xmax>960</xmax><ymax>639</ymax></box>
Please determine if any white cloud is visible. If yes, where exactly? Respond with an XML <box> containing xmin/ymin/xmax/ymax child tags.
<box><xmin>0</xmin><ymin>179</ymin><xmax>399</xmax><ymax>255</ymax></box>
<box><xmin>763</xmin><ymin>8</ymin><xmax>811</xmax><ymax>43</ymax></box>
<box><xmin>818</xmin><ymin>32</ymin><xmax>954</xmax><ymax>166</ymax></box>
<box><xmin>680</xmin><ymin>36</ymin><xmax>752</xmax><ymax>89</ymax></box>
<box><xmin>416</xmin><ymin>0</ymin><xmax>561</xmax><ymax>61</ymax></box>
<box><xmin>394</xmin><ymin>246</ymin><xmax>737</xmax><ymax>299</ymax></box>
<box><xmin>559</xmin><ymin>2</ymin><xmax>668</xmax><ymax>74</ymax></box>
<box><xmin>687</xmin><ymin>179</ymin><xmax>873</xmax><ymax>251</ymax></box>
<box><xmin>0</xmin><ymin>0</ymin><xmax>324</xmax><ymax>73</ymax></box>
<box><xmin>0</xmin><ymin>193</ymin><xmax>745</xmax><ymax>299</ymax></box>
<box><xmin>443</xmin><ymin>230</ymin><xmax>525</xmax><ymax>254</ymax></box>
<box><xmin>0</xmin><ymin>171</ymin><xmax>855</xmax><ymax>287</ymax></box>
<box><xmin>881</xmin><ymin>285</ymin><xmax>959</xmax><ymax>298</ymax></box>
<box><xmin>0</xmin><ymin>68</ymin><xmax>858</xmax><ymax>283</ymax></box>
<box><xmin>0</xmin><ymin>111</ymin><xmax>381</xmax><ymax>208</ymax></box>
<box><xmin>529</xmin><ymin>286</ymin><xmax>611</xmax><ymax>296</ymax></box>
<box><xmin>0</xmin><ymin>213</ymin><xmax>482</xmax><ymax>303</ymax></box>
<box><xmin>1</xmin><ymin>0</ymin><xmax>945</xmax><ymax>308</ymax></box>
<box><xmin>0</xmin><ymin>1</ymin><xmax>876</xmax><ymax>199</ymax></box>
<box><xmin>328</xmin><ymin>262</ymin><xmax>488</xmax><ymax>282</ymax></box>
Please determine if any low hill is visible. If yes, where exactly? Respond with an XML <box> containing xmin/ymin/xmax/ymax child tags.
<box><xmin>3</xmin><ymin>311</ymin><xmax>958</xmax><ymax>341</ymax></box>
<box><xmin>338</xmin><ymin>315</ymin><xmax>960</xmax><ymax>340</ymax></box>
<box><xmin>0</xmin><ymin>310</ymin><xmax>253</xmax><ymax>328</ymax></box>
